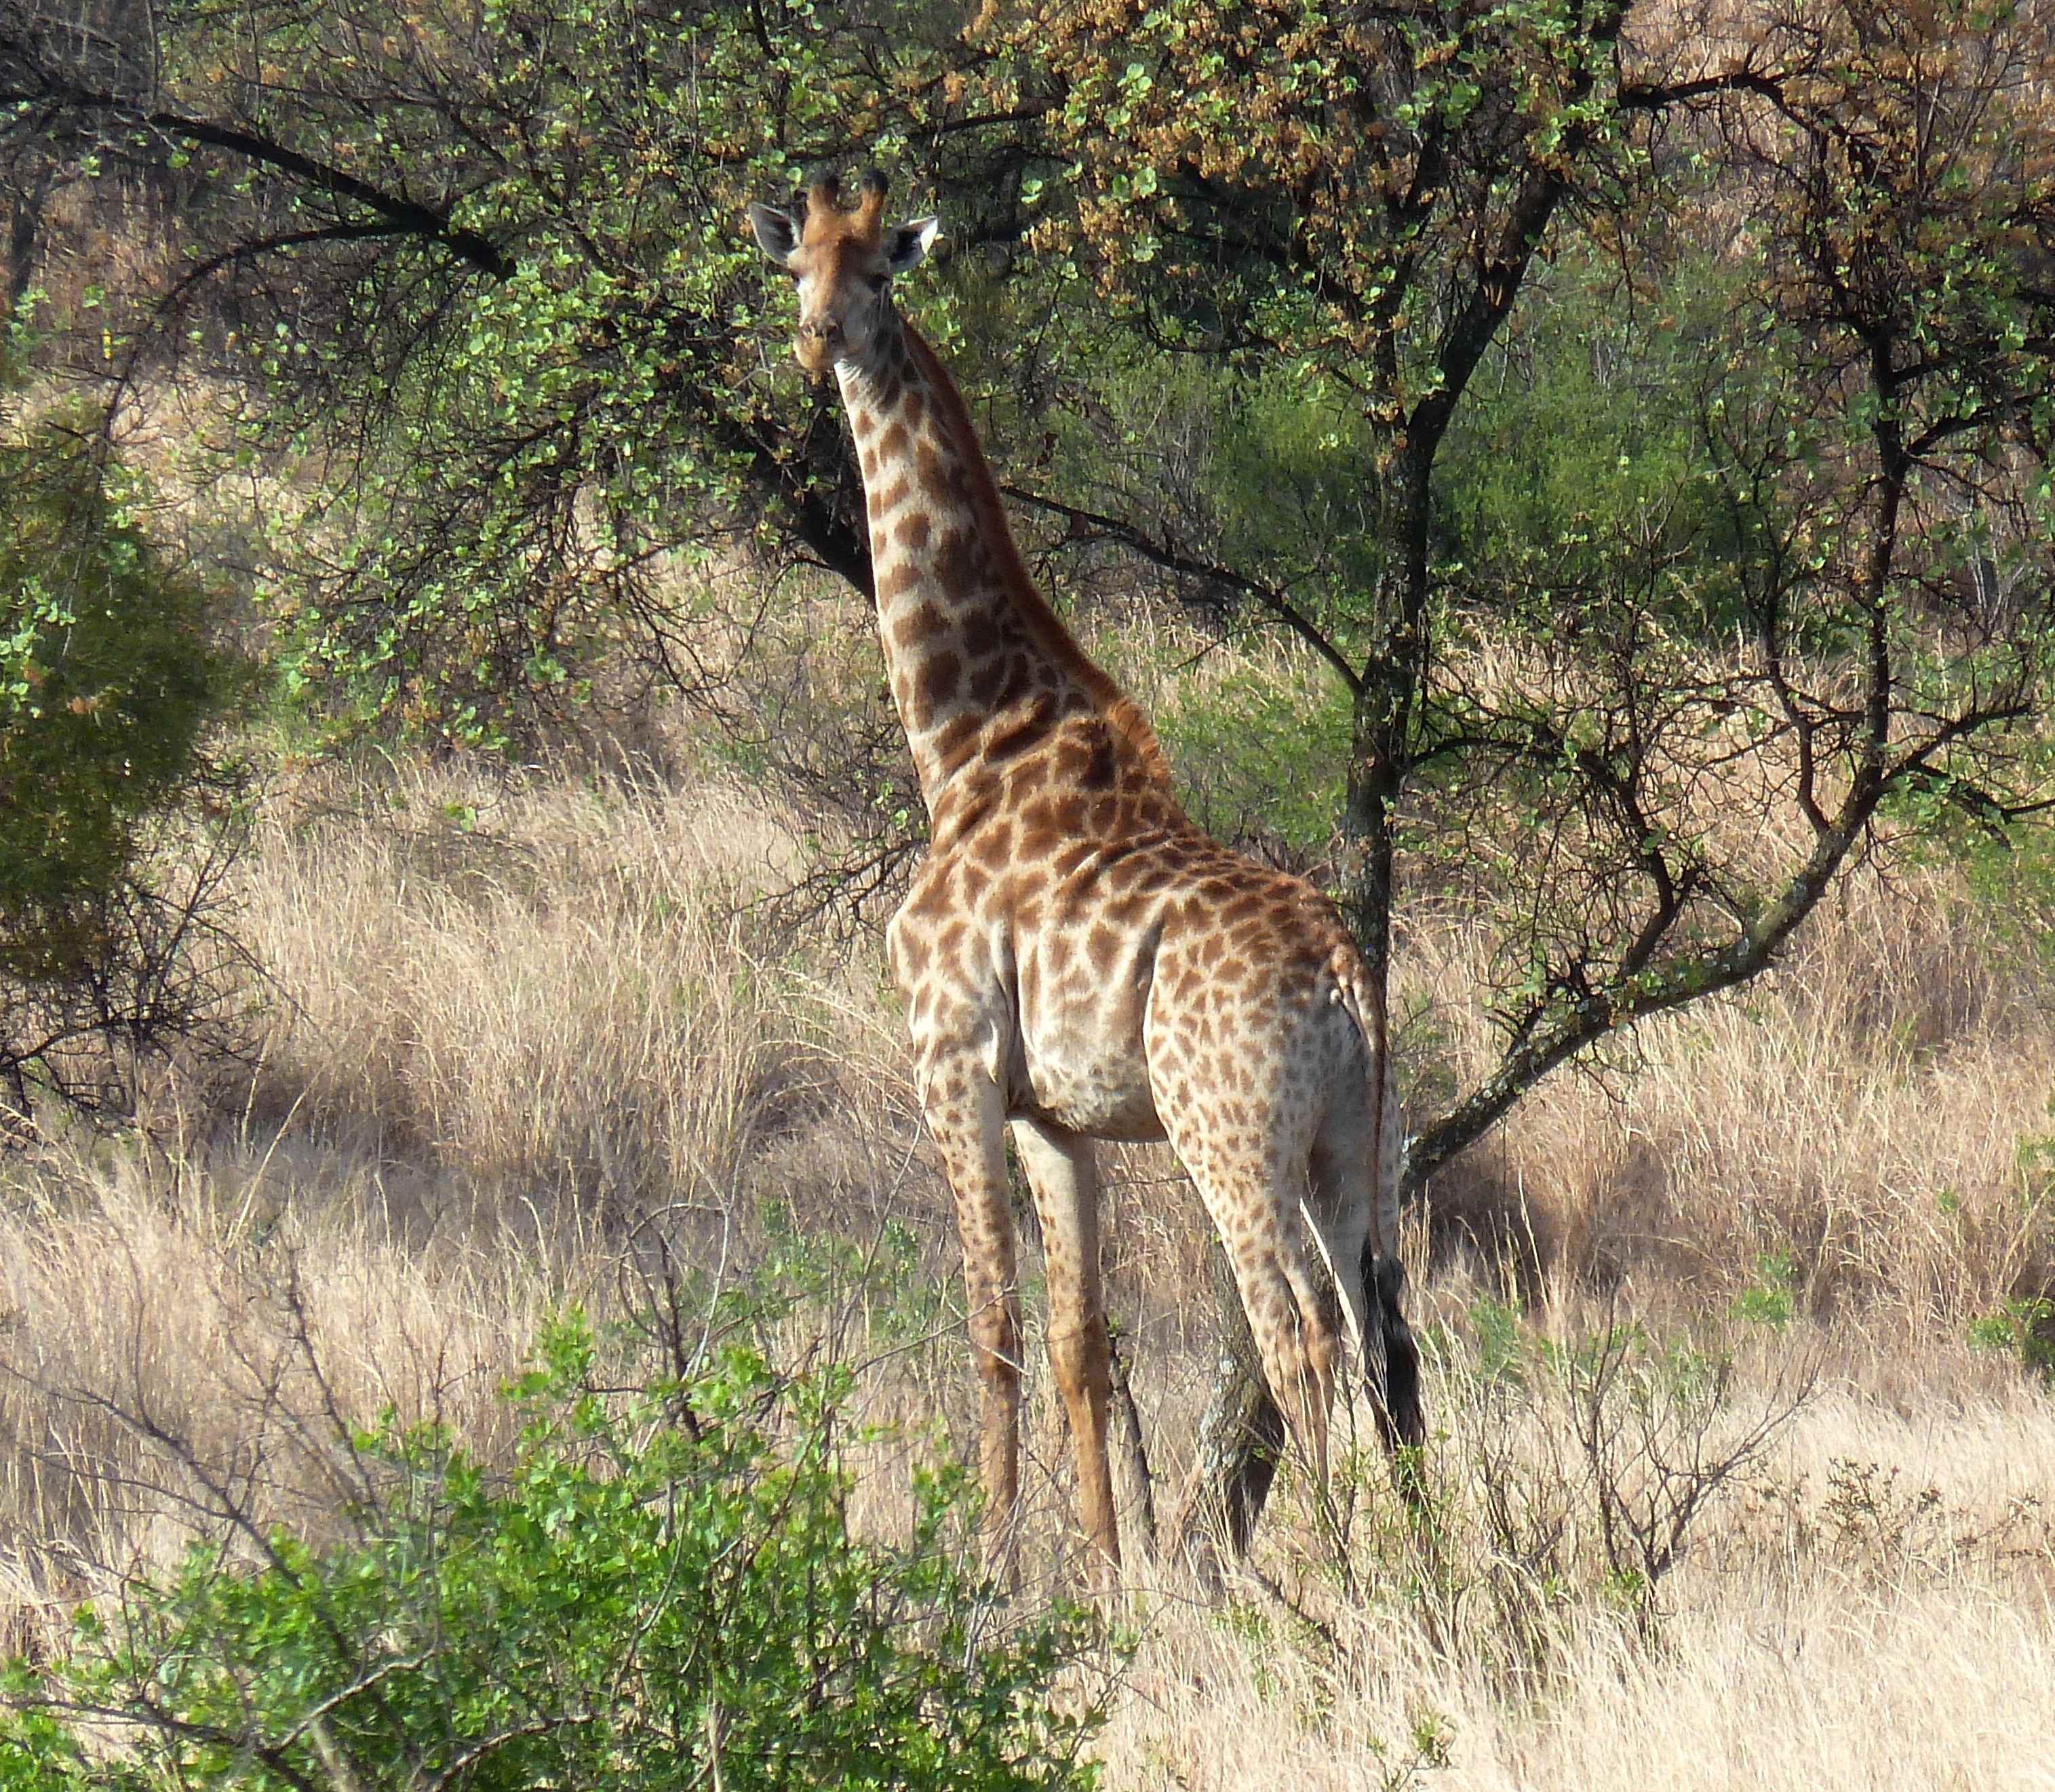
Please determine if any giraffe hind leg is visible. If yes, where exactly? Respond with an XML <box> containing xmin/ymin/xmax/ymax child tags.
<box><xmin>1182</xmin><ymin>1157</ymin><xmax>1346</xmax><ymax>1494</ymax></box>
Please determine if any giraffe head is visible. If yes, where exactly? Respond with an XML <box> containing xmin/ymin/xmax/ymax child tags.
<box><xmin>748</xmin><ymin>168</ymin><xmax>940</xmax><ymax>376</ymax></box>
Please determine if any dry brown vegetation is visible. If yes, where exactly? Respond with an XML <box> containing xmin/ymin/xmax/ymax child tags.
<box><xmin>4</xmin><ymin>676</ymin><xmax>2055</xmax><ymax>1783</ymax></box>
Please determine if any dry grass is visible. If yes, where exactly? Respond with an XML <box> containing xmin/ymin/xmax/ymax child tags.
<box><xmin>1412</xmin><ymin>861</ymin><xmax>2055</xmax><ymax>1354</ymax></box>
<box><xmin>233</xmin><ymin>764</ymin><xmax>831</xmax><ymax>1199</ymax></box>
<box><xmin>1099</xmin><ymin>1351</ymin><xmax>2055</xmax><ymax>1789</ymax></box>
<box><xmin>4</xmin><ymin>739</ymin><xmax>2055</xmax><ymax>1785</ymax></box>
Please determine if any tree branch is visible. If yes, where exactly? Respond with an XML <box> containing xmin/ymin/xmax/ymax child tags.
<box><xmin>1000</xmin><ymin>483</ymin><xmax>1363</xmax><ymax>695</ymax></box>
<box><xmin>1405</xmin><ymin>798</ymin><xmax>1872</xmax><ymax>1192</ymax></box>
<box><xmin>0</xmin><ymin>47</ymin><xmax>513</xmax><ymax>279</ymax></box>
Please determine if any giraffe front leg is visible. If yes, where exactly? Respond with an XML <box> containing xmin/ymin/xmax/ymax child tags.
<box><xmin>920</xmin><ymin>1059</ymin><xmax>1023</xmax><ymax>1578</ymax></box>
<box><xmin>1011</xmin><ymin>1117</ymin><xmax>1120</xmax><ymax>1586</ymax></box>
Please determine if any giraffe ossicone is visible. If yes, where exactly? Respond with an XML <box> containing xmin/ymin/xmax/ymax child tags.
<box><xmin>749</xmin><ymin>167</ymin><xmax>1423</xmax><ymax>1582</ymax></box>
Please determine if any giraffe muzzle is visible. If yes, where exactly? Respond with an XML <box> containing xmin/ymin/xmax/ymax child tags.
<box><xmin>793</xmin><ymin>319</ymin><xmax>844</xmax><ymax>378</ymax></box>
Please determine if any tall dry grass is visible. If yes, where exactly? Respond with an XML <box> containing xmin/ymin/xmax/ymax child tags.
<box><xmin>3</xmin><ymin>736</ymin><xmax>2054</xmax><ymax>1785</ymax></box>
<box><xmin>1102</xmin><ymin>1378</ymin><xmax>2055</xmax><ymax>1789</ymax></box>
<box><xmin>0</xmin><ymin>1141</ymin><xmax>593</xmax><ymax>1599</ymax></box>
<box><xmin>233</xmin><ymin>766</ymin><xmax>838</xmax><ymax>1201</ymax></box>
<box><xmin>1412</xmin><ymin>859</ymin><xmax>2055</xmax><ymax>1365</ymax></box>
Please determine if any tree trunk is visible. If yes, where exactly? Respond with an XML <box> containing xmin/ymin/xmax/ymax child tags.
<box><xmin>7</xmin><ymin>170</ymin><xmax>52</xmax><ymax>315</ymax></box>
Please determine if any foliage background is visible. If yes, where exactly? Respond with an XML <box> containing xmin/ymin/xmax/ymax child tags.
<box><xmin>3</xmin><ymin>1</ymin><xmax>2055</xmax><ymax>1782</ymax></box>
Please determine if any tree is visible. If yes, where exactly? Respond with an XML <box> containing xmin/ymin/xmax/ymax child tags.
<box><xmin>5</xmin><ymin>0</ymin><xmax>2054</xmax><ymax>1547</ymax></box>
<box><xmin>969</xmin><ymin>0</ymin><xmax>2055</xmax><ymax>1546</ymax></box>
<box><xmin>1</xmin><ymin>0</ymin><xmax>1017</xmax><ymax>754</ymax></box>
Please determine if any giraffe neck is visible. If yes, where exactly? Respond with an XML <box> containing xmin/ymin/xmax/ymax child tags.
<box><xmin>836</xmin><ymin>319</ymin><xmax>1164</xmax><ymax>820</ymax></box>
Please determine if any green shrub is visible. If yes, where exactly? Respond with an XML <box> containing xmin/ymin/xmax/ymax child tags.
<box><xmin>1968</xmin><ymin>1296</ymin><xmax>2055</xmax><ymax>1379</ymax></box>
<box><xmin>1436</xmin><ymin>252</ymin><xmax>1747</xmax><ymax>635</ymax></box>
<box><xmin>1148</xmin><ymin>652</ymin><xmax>1350</xmax><ymax>866</ymax></box>
<box><xmin>0</xmin><ymin>343</ymin><xmax>233</xmax><ymax>984</ymax></box>
<box><xmin>0</xmin><ymin>1315</ymin><xmax>1103</xmax><ymax>1792</ymax></box>
<box><xmin>0</xmin><ymin>334</ymin><xmax>250</xmax><ymax>1118</ymax></box>
<box><xmin>1728</xmin><ymin>1252</ymin><xmax>1799</xmax><ymax>1330</ymax></box>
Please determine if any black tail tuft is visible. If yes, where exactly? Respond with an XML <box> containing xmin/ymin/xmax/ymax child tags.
<box><xmin>1368</xmin><ymin>1255</ymin><xmax>1426</xmax><ymax>1452</ymax></box>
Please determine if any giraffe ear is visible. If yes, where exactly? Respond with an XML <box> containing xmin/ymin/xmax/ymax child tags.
<box><xmin>748</xmin><ymin>203</ymin><xmax>800</xmax><ymax>268</ymax></box>
<box><xmin>884</xmin><ymin>216</ymin><xmax>941</xmax><ymax>276</ymax></box>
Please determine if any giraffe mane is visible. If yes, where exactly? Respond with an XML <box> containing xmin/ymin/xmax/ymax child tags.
<box><xmin>901</xmin><ymin>324</ymin><xmax>1173</xmax><ymax>788</ymax></box>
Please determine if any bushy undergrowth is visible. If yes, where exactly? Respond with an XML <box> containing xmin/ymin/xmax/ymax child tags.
<box><xmin>0</xmin><ymin>337</ymin><xmax>247</xmax><ymax>1117</ymax></box>
<box><xmin>1190</xmin><ymin>1291</ymin><xmax>1816</xmax><ymax>1708</ymax></box>
<box><xmin>0</xmin><ymin>1314</ymin><xmax>1103</xmax><ymax>1792</ymax></box>
<box><xmin>0</xmin><ymin>346</ymin><xmax>231</xmax><ymax>981</ymax></box>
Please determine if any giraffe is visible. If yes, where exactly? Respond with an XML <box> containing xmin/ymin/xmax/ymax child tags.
<box><xmin>748</xmin><ymin>168</ymin><xmax>1422</xmax><ymax>1579</ymax></box>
